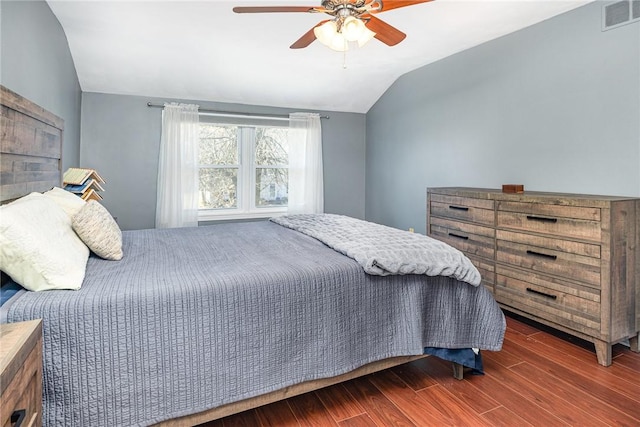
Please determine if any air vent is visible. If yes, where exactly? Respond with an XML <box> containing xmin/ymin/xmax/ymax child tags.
<box><xmin>603</xmin><ymin>0</ymin><xmax>640</xmax><ymax>30</ymax></box>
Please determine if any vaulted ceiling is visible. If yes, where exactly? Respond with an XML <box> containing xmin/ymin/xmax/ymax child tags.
<box><xmin>47</xmin><ymin>0</ymin><xmax>592</xmax><ymax>113</ymax></box>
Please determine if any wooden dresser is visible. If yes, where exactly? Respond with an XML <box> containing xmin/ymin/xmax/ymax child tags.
<box><xmin>0</xmin><ymin>320</ymin><xmax>43</xmax><ymax>427</ymax></box>
<box><xmin>427</xmin><ymin>187</ymin><xmax>640</xmax><ymax>366</ymax></box>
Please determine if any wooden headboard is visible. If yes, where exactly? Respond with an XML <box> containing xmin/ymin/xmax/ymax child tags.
<box><xmin>0</xmin><ymin>85</ymin><xmax>64</xmax><ymax>203</ymax></box>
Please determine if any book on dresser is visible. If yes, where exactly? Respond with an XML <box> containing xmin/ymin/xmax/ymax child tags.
<box><xmin>426</xmin><ymin>187</ymin><xmax>640</xmax><ymax>366</ymax></box>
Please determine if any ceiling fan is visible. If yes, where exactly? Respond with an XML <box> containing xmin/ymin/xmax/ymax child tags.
<box><xmin>233</xmin><ymin>0</ymin><xmax>434</xmax><ymax>51</ymax></box>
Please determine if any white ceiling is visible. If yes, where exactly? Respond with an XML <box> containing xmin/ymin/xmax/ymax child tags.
<box><xmin>47</xmin><ymin>0</ymin><xmax>593</xmax><ymax>113</ymax></box>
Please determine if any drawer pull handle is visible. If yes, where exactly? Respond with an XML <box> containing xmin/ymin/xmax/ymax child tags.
<box><xmin>448</xmin><ymin>232</ymin><xmax>469</xmax><ymax>240</ymax></box>
<box><xmin>526</xmin><ymin>215</ymin><xmax>558</xmax><ymax>223</ymax></box>
<box><xmin>526</xmin><ymin>250</ymin><xmax>557</xmax><ymax>261</ymax></box>
<box><xmin>11</xmin><ymin>409</ymin><xmax>26</xmax><ymax>427</ymax></box>
<box><xmin>526</xmin><ymin>287</ymin><xmax>558</xmax><ymax>300</ymax></box>
<box><xmin>449</xmin><ymin>205</ymin><xmax>469</xmax><ymax>212</ymax></box>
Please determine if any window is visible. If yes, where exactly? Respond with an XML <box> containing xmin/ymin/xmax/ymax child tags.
<box><xmin>198</xmin><ymin>119</ymin><xmax>290</xmax><ymax>220</ymax></box>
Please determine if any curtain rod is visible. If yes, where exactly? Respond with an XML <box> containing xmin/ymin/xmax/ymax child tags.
<box><xmin>146</xmin><ymin>102</ymin><xmax>329</xmax><ymax>120</ymax></box>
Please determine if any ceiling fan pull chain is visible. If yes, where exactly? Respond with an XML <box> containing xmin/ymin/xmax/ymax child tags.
<box><xmin>343</xmin><ymin>45</ymin><xmax>348</xmax><ymax>69</ymax></box>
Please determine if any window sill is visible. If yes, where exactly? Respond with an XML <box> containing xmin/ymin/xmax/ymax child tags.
<box><xmin>198</xmin><ymin>209</ymin><xmax>287</xmax><ymax>222</ymax></box>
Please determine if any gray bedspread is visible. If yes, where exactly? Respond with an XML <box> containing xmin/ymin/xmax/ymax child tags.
<box><xmin>2</xmin><ymin>221</ymin><xmax>505</xmax><ymax>427</ymax></box>
<box><xmin>271</xmin><ymin>214</ymin><xmax>481</xmax><ymax>285</ymax></box>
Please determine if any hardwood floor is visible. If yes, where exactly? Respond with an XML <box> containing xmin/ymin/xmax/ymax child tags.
<box><xmin>200</xmin><ymin>314</ymin><xmax>640</xmax><ymax>426</ymax></box>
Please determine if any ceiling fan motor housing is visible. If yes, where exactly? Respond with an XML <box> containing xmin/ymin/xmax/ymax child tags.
<box><xmin>321</xmin><ymin>0</ymin><xmax>368</xmax><ymax>12</ymax></box>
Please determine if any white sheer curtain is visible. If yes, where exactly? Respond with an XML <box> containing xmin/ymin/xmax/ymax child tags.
<box><xmin>155</xmin><ymin>103</ymin><xmax>200</xmax><ymax>228</ymax></box>
<box><xmin>287</xmin><ymin>112</ymin><xmax>324</xmax><ymax>214</ymax></box>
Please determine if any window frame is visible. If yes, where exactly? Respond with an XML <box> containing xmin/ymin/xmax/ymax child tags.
<box><xmin>197</xmin><ymin>118</ymin><xmax>290</xmax><ymax>222</ymax></box>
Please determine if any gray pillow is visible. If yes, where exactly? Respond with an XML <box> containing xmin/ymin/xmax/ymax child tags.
<box><xmin>72</xmin><ymin>200</ymin><xmax>123</xmax><ymax>261</ymax></box>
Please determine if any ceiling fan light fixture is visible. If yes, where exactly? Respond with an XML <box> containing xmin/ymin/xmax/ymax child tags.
<box><xmin>313</xmin><ymin>20</ymin><xmax>348</xmax><ymax>51</ymax></box>
<box><xmin>357</xmin><ymin>26</ymin><xmax>376</xmax><ymax>47</ymax></box>
<box><xmin>342</xmin><ymin>16</ymin><xmax>365</xmax><ymax>41</ymax></box>
<box><xmin>313</xmin><ymin>20</ymin><xmax>337</xmax><ymax>46</ymax></box>
<box><xmin>328</xmin><ymin>32</ymin><xmax>348</xmax><ymax>51</ymax></box>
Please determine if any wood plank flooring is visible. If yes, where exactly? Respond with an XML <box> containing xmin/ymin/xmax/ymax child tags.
<box><xmin>200</xmin><ymin>314</ymin><xmax>640</xmax><ymax>426</ymax></box>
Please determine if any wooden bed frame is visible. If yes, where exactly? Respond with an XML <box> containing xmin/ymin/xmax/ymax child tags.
<box><xmin>0</xmin><ymin>85</ymin><xmax>63</xmax><ymax>204</ymax></box>
<box><xmin>0</xmin><ymin>84</ymin><xmax>465</xmax><ymax>426</ymax></box>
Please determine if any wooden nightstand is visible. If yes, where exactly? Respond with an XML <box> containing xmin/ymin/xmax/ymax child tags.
<box><xmin>0</xmin><ymin>320</ymin><xmax>43</xmax><ymax>427</ymax></box>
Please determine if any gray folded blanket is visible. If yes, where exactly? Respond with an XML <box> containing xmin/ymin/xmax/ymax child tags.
<box><xmin>271</xmin><ymin>214</ymin><xmax>481</xmax><ymax>286</ymax></box>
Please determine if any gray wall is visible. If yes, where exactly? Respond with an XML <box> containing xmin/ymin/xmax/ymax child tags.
<box><xmin>0</xmin><ymin>0</ymin><xmax>82</xmax><ymax>169</ymax></box>
<box><xmin>366</xmin><ymin>2</ymin><xmax>640</xmax><ymax>234</ymax></box>
<box><xmin>80</xmin><ymin>92</ymin><xmax>366</xmax><ymax>230</ymax></box>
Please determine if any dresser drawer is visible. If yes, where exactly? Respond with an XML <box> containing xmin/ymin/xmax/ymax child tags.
<box><xmin>468</xmin><ymin>255</ymin><xmax>495</xmax><ymax>293</ymax></box>
<box><xmin>496</xmin><ymin>265</ymin><xmax>601</xmax><ymax>333</ymax></box>
<box><xmin>496</xmin><ymin>234</ymin><xmax>601</xmax><ymax>287</ymax></box>
<box><xmin>429</xmin><ymin>194</ymin><xmax>494</xmax><ymax>226</ymax></box>
<box><xmin>429</xmin><ymin>217</ymin><xmax>495</xmax><ymax>260</ymax></box>
<box><xmin>3</xmin><ymin>365</ymin><xmax>41</xmax><ymax>427</ymax></box>
<box><xmin>497</xmin><ymin>201</ymin><xmax>601</xmax><ymax>241</ymax></box>
<box><xmin>495</xmin><ymin>267</ymin><xmax>601</xmax><ymax>335</ymax></box>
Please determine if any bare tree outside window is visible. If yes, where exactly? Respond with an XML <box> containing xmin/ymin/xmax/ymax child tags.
<box><xmin>255</xmin><ymin>127</ymin><xmax>289</xmax><ymax>207</ymax></box>
<box><xmin>199</xmin><ymin>123</ymin><xmax>289</xmax><ymax>211</ymax></box>
<box><xmin>199</xmin><ymin>124</ymin><xmax>239</xmax><ymax>209</ymax></box>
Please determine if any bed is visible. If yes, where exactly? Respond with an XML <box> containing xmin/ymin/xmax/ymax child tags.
<box><xmin>0</xmin><ymin>85</ymin><xmax>506</xmax><ymax>427</ymax></box>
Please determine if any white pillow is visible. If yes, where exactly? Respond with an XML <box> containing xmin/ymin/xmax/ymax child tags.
<box><xmin>0</xmin><ymin>192</ymin><xmax>89</xmax><ymax>291</ymax></box>
<box><xmin>72</xmin><ymin>201</ymin><xmax>123</xmax><ymax>261</ymax></box>
<box><xmin>43</xmin><ymin>186</ymin><xmax>86</xmax><ymax>219</ymax></box>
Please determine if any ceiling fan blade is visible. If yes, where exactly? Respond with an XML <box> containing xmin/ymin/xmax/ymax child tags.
<box><xmin>290</xmin><ymin>20</ymin><xmax>329</xmax><ymax>49</ymax></box>
<box><xmin>233</xmin><ymin>6</ymin><xmax>324</xmax><ymax>13</ymax></box>
<box><xmin>366</xmin><ymin>0</ymin><xmax>434</xmax><ymax>13</ymax></box>
<box><xmin>365</xmin><ymin>15</ymin><xmax>406</xmax><ymax>46</ymax></box>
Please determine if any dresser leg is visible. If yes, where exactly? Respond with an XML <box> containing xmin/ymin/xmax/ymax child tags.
<box><xmin>594</xmin><ymin>340</ymin><xmax>612</xmax><ymax>366</ymax></box>
<box><xmin>629</xmin><ymin>334</ymin><xmax>639</xmax><ymax>353</ymax></box>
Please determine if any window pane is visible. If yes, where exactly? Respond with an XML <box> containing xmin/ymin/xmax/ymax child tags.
<box><xmin>199</xmin><ymin>124</ymin><xmax>238</xmax><ymax>165</ymax></box>
<box><xmin>255</xmin><ymin>127</ymin><xmax>289</xmax><ymax>166</ymax></box>
<box><xmin>199</xmin><ymin>168</ymin><xmax>237</xmax><ymax>209</ymax></box>
<box><xmin>255</xmin><ymin>168</ymin><xmax>288</xmax><ymax>207</ymax></box>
